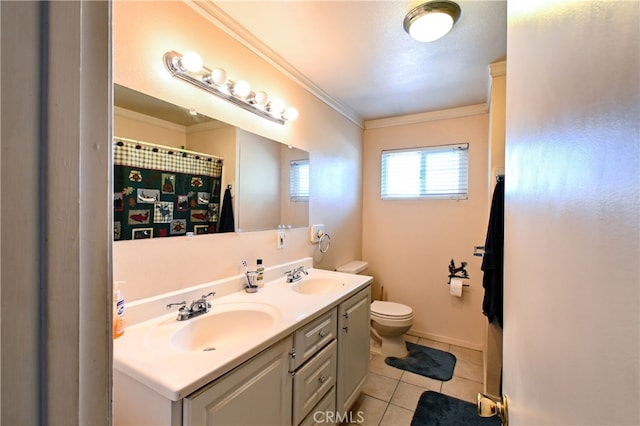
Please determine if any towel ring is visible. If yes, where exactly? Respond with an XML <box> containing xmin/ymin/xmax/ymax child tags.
<box><xmin>319</xmin><ymin>232</ymin><xmax>331</xmax><ymax>253</ymax></box>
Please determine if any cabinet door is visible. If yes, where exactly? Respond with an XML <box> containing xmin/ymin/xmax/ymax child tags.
<box><xmin>184</xmin><ymin>337</ymin><xmax>293</xmax><ymax>426</ymax></box>
<box><xmin>336</xmin><ymin>287</ymin><xmax>371</xmax><ymax>414</ymax></box>
<box><xmin>292</xmin><ymin>339</ymin><xmax>337</xmax><ymax>425</ymax></box>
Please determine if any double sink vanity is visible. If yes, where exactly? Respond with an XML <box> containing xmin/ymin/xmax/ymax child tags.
<box><xmin>114</xmin><ymin>257</ymin><xmax>372</xmax><ymax>425</ymax></box>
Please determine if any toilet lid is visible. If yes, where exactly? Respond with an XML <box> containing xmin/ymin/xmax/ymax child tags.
<box><xmin>371</xmin><ymin>301</ymin><xmax>413</xmax><ymax>319</ymax></box>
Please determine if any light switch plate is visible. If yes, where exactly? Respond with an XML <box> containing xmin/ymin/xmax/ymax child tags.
<box><xmin>309</xmin><ymin>224</ymin><xmax>325</xmax><ymax>243</ymax></box>
<box><xmin>277</xmin><ymin>230</ymin><xmax>285</xmax><ymax>249</ymax></box>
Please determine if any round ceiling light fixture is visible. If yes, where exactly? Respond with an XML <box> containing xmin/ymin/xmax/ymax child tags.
<box><xmin>403</xmin><ymin>1</ymin><xmax>461</xmax><ymax>42</ymax></box>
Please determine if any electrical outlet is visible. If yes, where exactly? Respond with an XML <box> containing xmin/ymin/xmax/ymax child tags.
<box><xmin>277</xmin><ymin>229</ymin><xmax>286</xmax><ymax>249</ymax></box>
<box><xmin>309</xmin><ymin>224</ymin><xmax>325</xmax><ymax>243</ymax></box>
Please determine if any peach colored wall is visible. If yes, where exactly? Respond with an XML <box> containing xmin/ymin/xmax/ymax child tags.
<box><xmin>112</xmin><ymin>1</ymin><xmax>362</xmax><ymax>300</ymax></box>
<box><xmin>363</xmin><ymin>113</ymin><xmax>489</xmax><ymax>349</ymax></box>
<box><xmin>114</xmin><ymin>108</ymin><xmax>186</xmax><ymax>148</ymax></box>
<box><xmin>237</xmin><ymin>129</ymin><xmax>281</xmax><ymax>231</ymax></box>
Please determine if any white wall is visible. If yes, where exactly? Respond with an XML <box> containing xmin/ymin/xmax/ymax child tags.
<box><xmin>1</xmin><ymin>2</ymin><xmax>112</xmax><ymax>423</ymax></box>
<box><xmin>503</xmin><ymin>1</ymin><xmax>639</xmax><ymax>424</ymax></box>
<box><xmin>112</xmin><ymin>1</ymin><xmax>363</xmax><ymax>301</ymax></box>
<box><xmin>363</xmin><ymin>109</ymin><xmax>490</xmax><ymax>349</ymax></box>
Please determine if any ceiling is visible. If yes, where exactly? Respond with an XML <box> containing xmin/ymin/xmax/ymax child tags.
<box><xmin>212</xmin><ymin>1</ymin><xmax>507</xmax><ymax>124</ymax></box>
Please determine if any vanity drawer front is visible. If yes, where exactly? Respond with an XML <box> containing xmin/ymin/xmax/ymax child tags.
<box><xmin>293</xmin><ymin>339</ymin><xmax>337</xmax><ymax>425</ymax></box>
<box><xmin>298</xmin><ymin>387</ymin><xmax>336</xmax><ymax>426</ymax></box>
<box><xmin>293</xmin><ymin>308</ymin><xmax>337</xmax><ymax>369</ymax></box>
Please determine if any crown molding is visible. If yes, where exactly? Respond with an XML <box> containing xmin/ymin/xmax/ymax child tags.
<box><xmin>184</xmin><ymin>0</ymin><xmax>364</xmax><ymax>128</ymax></box>
<box><xmin>489</xmin><ymin>60</ymin><xmax>506</xmax><ymax>77</ymax></box>
<box><xmin>364</xmin><ymin>103</ymin><xmax>488</xmax><ymax>129</ymax></box>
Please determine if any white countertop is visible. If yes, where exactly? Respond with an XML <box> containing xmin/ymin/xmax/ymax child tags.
<box><xmin>113</xmin><ymin>261</ymin><xmax>372</xmax><ymax>401</ymax></box>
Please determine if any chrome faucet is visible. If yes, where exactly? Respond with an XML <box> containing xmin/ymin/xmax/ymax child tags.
<box><xmin>167</xmin><ymin>291</ymin><xmax>216</xmax><ymax>321</ymax></box>
<box><xmin>285</xmin><ymin>266</ymin><xmax>308</xmax><ymax>283</ymax></box>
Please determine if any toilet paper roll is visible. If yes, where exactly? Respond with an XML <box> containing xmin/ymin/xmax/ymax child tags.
<box><xmin>449</xmin><ymin>278</ymin><xmax>463</xmax><ymax>297</ymax></box>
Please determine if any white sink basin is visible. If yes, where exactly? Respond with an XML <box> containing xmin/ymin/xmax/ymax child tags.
<box><xmin>291</xmin><ymin>278</ymin><xmax>347</xmax><ymax>295</ymax></box>
<box><xmin>144</xmin><ymin>302</ymin><xmax>281</xmax><ymax>353</ymax></box>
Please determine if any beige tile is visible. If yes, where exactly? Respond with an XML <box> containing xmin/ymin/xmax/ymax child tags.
<box><xmin>343</xmin><ymin>394</ymin><xmax>386</xmax><ymax>426</ymax></box>
<box><xmin>390</xmin><ymin>382</ymin><xmax>429</xmax><ymax>411</ymax></box>
<box><xmin>453</xmin><ymin>358</ymin><xmax>483</xmax><ymax>383</ymax></box>
<box><xmin>369</xmin><ymin>352</ymin><xmax>403</xmax><ymax>380</ymax></box>
<box><xmin>362</xmin><ymin>372</ymin><xmax>399</xmax><ymax>402</ymax></box>
<box><xmin>379</xmin><ymin>403</ymin><xmax>414</xmax><ymax>426</ymax></box>
<box><xmin>441</xmin><ymin>375</ymin><xmax>484</xmax><ymax>403</ymax></box>
<box><xmin>400</xmin><ymin>371</ymin><xmax>442</xmax><ymax>392</ymax></box>
<box><xmin>449</xmin><ymin>344</ymin><xmax>483</xmax><ymax>365</ymax></box>
<box><xmin>415</xmin><ymin>337</ymin><xmax>450</xmax><ymax>352</ymax></box>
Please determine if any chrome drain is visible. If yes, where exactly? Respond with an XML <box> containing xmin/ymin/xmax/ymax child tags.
<box><xmin>203</xmin><ymin>347</ymin><xmax>216</xmax><ymax>352</ymax></box>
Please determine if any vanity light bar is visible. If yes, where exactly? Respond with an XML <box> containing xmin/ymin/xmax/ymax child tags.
<box><xmin>163</xmin><ymin>51</ymin><xmax>298</xmax><ymax>125</ymax></box>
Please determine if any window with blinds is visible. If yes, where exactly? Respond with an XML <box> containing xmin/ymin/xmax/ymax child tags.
<box><xmin>290</xmin><ymin>159</ymin><xmax>310</xmax><ymax>202</ymax></box>
<box><xmin>381</xmin><ymin>143</ymin><xmax>469</xmax><ymax>200</ymax></box>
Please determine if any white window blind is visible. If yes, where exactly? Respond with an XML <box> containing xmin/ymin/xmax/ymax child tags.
<box><xmin>290</xmin><ymin>159</ymin><xmax>309</xmax><ymax>202</ymax></box>
<box><xmin>381</xmin><ymin>143</ymin><xmax>469</xmax><ymax>200</ymax></box>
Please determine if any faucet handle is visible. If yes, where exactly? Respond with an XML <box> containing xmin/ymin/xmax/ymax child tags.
<box><xmin>201</xmin><ymin>291</ymin><xmax>216</xmax><ymax>300</ymax></box>
<box><xmin>166</xmin><ymin>301</ymin><xmax>187</xmax><ymax>310</ymax></box>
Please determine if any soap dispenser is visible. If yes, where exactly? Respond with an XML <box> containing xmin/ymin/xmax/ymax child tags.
<box><xmin>113</xmin><ymin>281</ymin><xmax>125</xmax><ymax>339</ymax></box>
<box><xmin>256</xmin><ymin>259</ymin><xmax>264</xmax><ymax>287</ymax></box>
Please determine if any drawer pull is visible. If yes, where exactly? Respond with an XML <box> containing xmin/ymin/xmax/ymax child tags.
<box><xmin>318</xmin><ymin>375</ymin><xmax>327</xmax><ymax>384</ymax></box>
<box><xmin>318</xmin><ymin>330</ymin><xmax>326</xmax><ymax>338</ymax></box>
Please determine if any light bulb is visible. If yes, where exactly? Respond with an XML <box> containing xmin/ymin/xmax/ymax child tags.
<box><xmin>210</xmin><ymin>68</ymin><xmax>227</xmax><ymax>85</ymax></box>
<box><xmin>283</xmin><ymin>106</ymin><xmax>299</xmax><ymax>121</ymax></box>
<box><xmin>181</xmin><ymin>51</ymin><xmax>203</xmax><ymax>72</ymax></box>
<box><xmin>232</xmin><ymin>80</ymin><xmax>251</xmax><ymax>98</ymax></box>
<box><xmin>409</xmin><ymin>12</ymin><xmax>454</xmax><ymax>42</ymax></box>
<box><xmin>267</xmin><ymin>98</ymin><xmax>285</xmax><ymax>115</ymax></box>
<box><xmin>253</xmin><ymin>91</ymin><xmax>268</xmax><ymax>105</ymax></box>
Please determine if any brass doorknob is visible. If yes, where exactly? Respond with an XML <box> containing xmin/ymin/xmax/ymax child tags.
<box><xmin>477</xmin><ymin>393</ymin><xmax>508</xmax><ymax>426</ymax></box>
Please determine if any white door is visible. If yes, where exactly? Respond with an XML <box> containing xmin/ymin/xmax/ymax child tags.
<box><xmin>502</xmin><ymin>1</ymin><xmax>639</xmax><ymax>425</ymax></box>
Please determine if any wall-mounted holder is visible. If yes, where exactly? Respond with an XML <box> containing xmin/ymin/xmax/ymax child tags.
<box><xmin>448</xmin><ymin>259</ymin><xmax>470</xmax><ymax>287</ymax></box>
<box><xmin>309</xmin><ymin>224</ymin><xmax>331</xmax><ymax>253</ymax></box>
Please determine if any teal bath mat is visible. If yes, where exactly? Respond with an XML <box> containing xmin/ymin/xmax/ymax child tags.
<box><xmin>411</xmin><ymin>391</ymin><xmax>501</xmax><ymax>426</ymax></box>
<box><xmin>384</xmin><ymin>342</ymin><xmax>456</xmax><ymax>381</ymax></box>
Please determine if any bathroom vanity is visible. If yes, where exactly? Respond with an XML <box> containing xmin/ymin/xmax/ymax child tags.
<box><xmin>114</xmin><ymin>259</ymin><xmax>371</xmax><ymax>425</ymax></box>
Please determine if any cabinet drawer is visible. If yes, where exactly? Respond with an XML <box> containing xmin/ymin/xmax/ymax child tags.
<box><xmin>298</xmin><ymin>388</ymin><xmax>336</xmax><ymax>426</ymax></box>
<box><xmin>293</xmin><ymin>308</ymin><xmax>337</xmax><ymax>369</ymax></box>
<box><xmin>293</xmin><ymin>339</ymin><xmax>337</xmax><ymax>425</ymax></box>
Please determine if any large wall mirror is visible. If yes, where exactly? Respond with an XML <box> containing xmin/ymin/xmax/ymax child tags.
<box><xmin>114</xmin><ymin>84</ymin><xmax>309</xmax><ymax>235</ymax></box>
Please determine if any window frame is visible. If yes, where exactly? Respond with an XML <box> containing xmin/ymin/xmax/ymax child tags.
<box><xmin>380</xmin><ymin>143</ymin><xmax>469</xmax><ymax>200</ymax></box>
<box><xmin>289</xmin><ymin>159</ymin><xmax>310</xmax><ymax>202</ymax></box>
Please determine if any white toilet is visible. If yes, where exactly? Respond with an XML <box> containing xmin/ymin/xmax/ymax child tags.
<box><xmin>336</xmin><ymin>261</ymin><xmax>414</xmax><ymax>358</ymax></box>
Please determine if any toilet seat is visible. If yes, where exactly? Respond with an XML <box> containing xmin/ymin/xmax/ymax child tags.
<box><xmin>371</xmin><ymin>301</ymin><xmax>413</xmax><ymax>320</ymax></box>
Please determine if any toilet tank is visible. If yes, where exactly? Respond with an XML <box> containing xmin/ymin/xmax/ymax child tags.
<box><xmin>336</xmin><ymin>260</ymin><xmax>368</xmax><ymax>274</ymax></box>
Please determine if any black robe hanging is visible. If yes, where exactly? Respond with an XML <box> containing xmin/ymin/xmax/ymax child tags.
<box><xmin>218</xmin><ymin>187</ymin><xmax>235</xmax><ymax>233</ymax></box>
<box><xmin>482</xmin><ymin>178</ymin><xmax>504</xmax><ymax>327</ymax></box>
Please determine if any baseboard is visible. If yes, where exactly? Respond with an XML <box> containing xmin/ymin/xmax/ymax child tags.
<box><xmin>407</xmin><ymin>328</ymin><xmax>484</xmax><ymax>352</ymax></box>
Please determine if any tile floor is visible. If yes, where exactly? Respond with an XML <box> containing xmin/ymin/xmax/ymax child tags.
<box><xmin>345</xmin><ymin>335</ymin><xmax>484</xmax><ymax>426</ymax></box>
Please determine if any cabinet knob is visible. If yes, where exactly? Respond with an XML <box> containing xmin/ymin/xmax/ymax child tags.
<box><xmin>318</xmin><ymin>375</ymin><xmax>327</xmax><ymax>384</ymax></box>
<box><xmin>318</xmin><ymin>329</ymin><xmax>326</xmax><ymax>338</ymax></box>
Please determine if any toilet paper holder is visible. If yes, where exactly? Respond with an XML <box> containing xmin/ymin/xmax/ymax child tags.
<box><xmin>448</xmin><ymin>259</ymin><xmax>470</xmax><ymax>287</ymax></box>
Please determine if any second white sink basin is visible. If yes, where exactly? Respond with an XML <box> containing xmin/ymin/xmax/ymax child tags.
<box><xmin>291</xmin><ymin>278</ymin><xmax>347</xmax><ymax>295</ymax></box>
<box><xmin>144</xmin><ymin>302</ymin><xmax>281</xmax><ymax>353</ymax></box>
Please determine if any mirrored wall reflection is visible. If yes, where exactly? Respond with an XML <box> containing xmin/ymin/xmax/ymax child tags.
<box><xmin>113</xmin><ymin>84</ymin><xmax>309</xmax><ymax>234</ymax></box>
